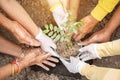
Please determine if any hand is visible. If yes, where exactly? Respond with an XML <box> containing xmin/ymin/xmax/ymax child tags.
<box><xmin>52</xmin><ymin>5</ymin><xmax>68</xmax><ymax>30</ymax></box>
<box><xmin>11</xmin><ymin>21</ymin><xmax>40</xmax><ymax>46</ymax></box>
<box><xmin>60</xmin><ymin>56</ymin><xmax>86</xmax><ymax>73</ymax></box>
<box><xmin>35</xmin><ymin>29</ymin><xmax>59</xmax><ymax>57</ymax></box>
<box><xmin>20</xmin><ymin>48</ymin><xmax>59</xmax><ymax>71</ymax></box>
<box><xmin>78</xmin><ymin>28</ymin><xmax>111</xmax><ymax>45</ymax></box>
<box><xmin>79</xmin><ymin>44</ymin><xmax>101</xmax><ymax>61</ymax></box>
<box><xmin>73</xmin><ymin>14</ymin><xmax>98</xmax><ymax>41</ymax></box>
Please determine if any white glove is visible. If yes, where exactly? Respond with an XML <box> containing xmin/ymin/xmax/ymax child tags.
<box><xmin>52</xmin><ymin>5</ymin><xmax>68</xmax><ymax>30</ymax></box>
<box><xmin>60</xmin><ymin>56</ymin><xmax>86</xmax><ymax>73</ymax></box>
<box><xmin>35</xmin><ymin>28</ymin><xmax>59</xmax><ymax>57</ymax></box>
<box><xmin>79</xmin><ymin>44</ymin><xmax>101</xmax><ymax>61</ymax></box>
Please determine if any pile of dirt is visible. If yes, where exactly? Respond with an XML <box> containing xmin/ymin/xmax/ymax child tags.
<box><xmin>56</xmin><ymin>42</ymin><xmax>80</xmax><ymax>59</ymax></box>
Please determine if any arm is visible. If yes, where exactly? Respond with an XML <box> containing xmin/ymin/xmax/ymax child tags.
<box><xmin>81</xmin><ymin>64</ymin><xmax>120</xmax><ymax>80</ymax></box>
<box><xmin>0</xmin><ymin>48</ymin><xmax>59</xmax><ymax>79</ymax></box>
<box><xmin>0</xmin><ymin>13</ymin><xmax>40</xmax><ymax>46</ymax></box>
<box><xmin>79</xmin><ymin>6</ymin><xmax>120</xmax><ymax>45</ymax></box>
<box><xmin>73</xmin><ymin>0</ymin><xmax>119</xmax><ymax>41</ymax></box>
<box><xmin>0</xmin><ymin>0</ymin><xmax>39</xmax><ymax>36</ymax></box>
<box><xmin>0</xmin><ymin>36</ymin><xmax>22</xmax><ymax>57</ymax></box>
<box><xmin>97</xmin><ymin>39</ymin><xmax>120</xmax><ymax>57</ymax></box>
<box><xmin>60</xmin><ymin>56</ymin><xmax>120</xmax><ymax>80</ymax></box>
<box><xmin>91</xmin><ymin>0</ymin><xmax>119</xmax><ymax>21</ymax></box>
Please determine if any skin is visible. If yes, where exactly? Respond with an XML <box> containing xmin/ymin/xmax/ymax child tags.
<box><xmin>0</xmin><ymin>36</ymin><xmax>59</xmax><ymax>79</ymax></box>
<box><xmin>0</xmin><ymin>0</ymin><xmax>39</xmax><ymax>36</ymax></box>
<box><xmin>0</xmin><ymin>13</ymin><xmax>40</xmax><ymax>46</ymax></box>
<box><xmin>79</xmin><ymin>6</ymin><xmax>120</xmax><ymax>45</ymax></box>
<box><xmin>73</xmin><ymin>14</ymin><xmax>99</xmax><ymax>41</ymax></box>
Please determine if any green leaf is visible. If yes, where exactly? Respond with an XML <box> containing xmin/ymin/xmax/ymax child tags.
<box><xmin>48</xmin><ymin>31</ymin><xmax>53</xmax><ymax>37</ymax></box>
<box><xmin>49</xmin><ymin>24</ymin><xmax>53</xmax><ymax>30</ymax></box>
<box><xmin>43</xmin><ymin>30</ymin><xmax>49</xmax><ymax>34</ymax></box>
<box><xmin>64</xmin><ymin>37</ymin><xmax>70</xmax><ymax>42</ymax></box>
<box><xmin>57</xmin><ymin>28</ymin><xmax>61</xmax><ymax>33</ymax></box>
<box><xmin>60</xmin><ymin>30</ymin><xmax>65</xmax><ymax>35</ymax></box>
<box><xmin>54</xmin><ymin>34</ymin><xmax>61</xmax><ymax>41</ymax></box>
<box><xmin>54</xmin><ymin>26</ymin><xmax>58</xmax><ymax>32</ymax></box>
<box><xmin>60</xmin><ymin>37</ymin><xmax>64</xmax><ymax>42</ymax></box>
<box><xmin>44</xmin><ymin>24</ymin><xmax>49</xmax><ymax>29</ymax></box>
<box><xmin>51</xmin><ymin>33</ymin><xmax>57</xmax><ymax>39</ymax></box>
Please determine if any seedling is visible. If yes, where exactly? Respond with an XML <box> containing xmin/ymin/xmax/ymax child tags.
<box><xmin>43</xmin><ymin>10</ymin><xmax>84</xmax><ymax>47</ymax></box>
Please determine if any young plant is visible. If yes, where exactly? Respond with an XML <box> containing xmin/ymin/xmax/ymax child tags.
<box><xmin>43</xmin><ymin>10</ymin><xmax>84</xmax><ymax>47</ymax></box>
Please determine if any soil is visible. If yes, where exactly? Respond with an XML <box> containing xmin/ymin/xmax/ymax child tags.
<box><xmin>0</xmin><ymin>0</ymin><xmax>120</xmax><ymax>80</ymax></box>
<box><xmin>56</xmin><ymin>42</ymin><xmax>80</xmax><ymax>59</ymax></box>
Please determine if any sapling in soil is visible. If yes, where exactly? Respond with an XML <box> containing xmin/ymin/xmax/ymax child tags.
<box><xmin>43</xmin><ymin>10</ymin><xmax>84</xmax><ymax>59</ymax></box>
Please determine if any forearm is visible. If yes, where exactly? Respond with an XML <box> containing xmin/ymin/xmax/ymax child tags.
<box><xmin>0</xmin><ymin>36</ymin><xmax>21</xmax><ymax>57</ymax></box>
<box><xmin>0</xmin><ymin>13</ymin><xmax>13</xmax><ymax>30</ymax></box>
<box><xmin>0</xmin><ymin>0</ymin><xmax>39</xmax><ymax>36</ymax></box>
<box><xmin>103</xmin><ymin>6</ymin><xmax>120</xmax><ymax>33</ymax></box>
<box><xmin>91</xmin><ymin>0</ymin><xmax>119</xmax><ymax>21</ymax></box>
<box><xmin>97</xmin><ymin>39</ymin><xmax>120</xmax><ymax>57</ymax></box>
<box><xmin>0</xmin><ymin>61</ymin><xmax>25</xmax><ymax>79</ymax></box>
<box><xmin>81</xmin><ymin>64</ymin><xmax>120</xmax><ymax>80</ymax></box>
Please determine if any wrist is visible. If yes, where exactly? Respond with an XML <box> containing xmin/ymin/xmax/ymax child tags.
<box><xmin>77</xmin><ymin>61</ymin><xmax>86</xmax><ymax>73</ymax></box>
<box><xmin>93</xmin><ymin>44</ymin><xmax>101</xmax><ymax>59</ymax></box>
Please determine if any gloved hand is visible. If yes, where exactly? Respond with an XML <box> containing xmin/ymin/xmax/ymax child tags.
<box><xmin>35</xmin><ymin>28</ymin><xmax>59</xmax><ymax>57</ymax></box>
<box><xmin>79</xmin><ymin>44</ymin><xmax>101</xmax><ymax>61</ymax></box>
<box><xmin>51</xmin><ymin>3</ymin><xmax>68</xmax><ymax>30</ymax></box>
<box><xmin>60</xmin><ymin>56</ymin><xmax>86</xmax><ymax>73</ymax></box>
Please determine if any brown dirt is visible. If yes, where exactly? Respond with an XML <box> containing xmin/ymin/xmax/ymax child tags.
<box><xmin>0</xmin><ymin>0</ymin><xmax>120</xmax><ymax>80</ymax></box>
<box><xmin>56</xmin><ymin>42</ymin><xmax>80</xmax><ymax>59</ymax></box>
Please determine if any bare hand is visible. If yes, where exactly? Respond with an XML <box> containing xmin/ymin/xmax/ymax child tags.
<box><xmin>20</xmin><ymin>48</ymin><xmax>59</xmax><ymax>71</ymax></box>
<box><xmin>73</xmin><ymin>15</ymin><xmax>98</xmax><ymax>41</ymax></box>
<box><xmin>78</xmin><ymin>28</ymin><xmax>111</xmax><ymax>46</ymax></box>
<box><xmin>11</xmin><ymin>21</ymin><xmax>40</xmax><ymax>46</ymax></box>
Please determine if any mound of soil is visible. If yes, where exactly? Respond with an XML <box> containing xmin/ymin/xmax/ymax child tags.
<box><xmin>56</xmin><ymin>42</ymin><xmax>80</xmax><ymax>59</ymax></box>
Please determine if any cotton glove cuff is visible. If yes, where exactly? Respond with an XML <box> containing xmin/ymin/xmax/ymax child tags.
<box><xmin>50</xmin><ymin>2</ymin><xmax>68</xmax><ymax>30</ymax></box>
<box><xmin>76</xmin><ymin>58</ymin><xmax>87</xmax><ymax>73</ymax></box>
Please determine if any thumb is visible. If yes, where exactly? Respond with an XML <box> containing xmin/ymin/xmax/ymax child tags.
<box><xmin>30</xmin><ymin>39</ymin><xmax>41</xmax><ymax>46</ymax></box>
<box><xmin>60</xmin><ymin>57</ymin><xmax>69</xmax><ymax>66</ymax></box>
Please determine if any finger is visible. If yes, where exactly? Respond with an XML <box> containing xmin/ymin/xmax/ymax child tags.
<box><xmin>26</xmin><ymin>36</ymin><xmax>41</xmax><ymax>46</ymax></box>
<box><xmin>37</xmin><ymin>53</ymin><xmax>50</xmax><ymax>62</ymax></box>
<box><xmin>43</xmin><ymin>60</ymin><xmax>56</xmax><ymax>67</ymax></box>
<box><xmin>82</xmin><ymin>56</ymin><xmax>92</xmax><ymax>61</ymax></box>
<box><xmin>30</xmin><ymin>38</ymin><xmax>41</xmax><ymax>46</ymax></box>
<box><xmin>78</xmin><ymin>39</ymin><xmax>90</xmax><ymax>46</ymax></box>
<box><xmin>73</xmin><ymin>32</ymin><xmax>85</xmax><ymax>41</ymax></box>
<box><xmin>36</xmin><ymin>63</ymin><xmax>49</xmax><ymax>71</ymax></box>
<box><xmin>47</xmin><ymin>57</ymin><xmax>59</xmax><ymax>63</ymax></box>
<box><xmin>48</xmin><ymin>49</ymin><xmax>60</xmax><ymax>57</ymax></box>
<box><xmin>60</xmin><ymin>58</ymin><xmax>69</xmax><ymax>65</ymax></box>
<box><xmin>79</xmin><ymin>54</ymin><xmax>88</xmax><ymax>59</ymax></box>
<box><xmin>50</xmin><ymin>43</ymin><xmax>57</xmax><ymax>50</ymax></box>
<box><xmin>79</xmin><ymin>47</ymin><xmax>87</xmax><ymax>53</ymax></box>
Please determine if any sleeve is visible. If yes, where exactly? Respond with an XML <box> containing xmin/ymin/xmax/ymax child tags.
<box><xmin>97</xmin><ymin>39</ymin><xmax>120</xmax><ymax>57</ymax></box>
<box><xmin>80</xmin><ymin>64</ymin><xmax>120</xmax><ymax>80</ymax></box>
<box><xmin>91</xmin><ymin>0</ymin><xmax>119</xmax><ymax>21</ymax></box>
